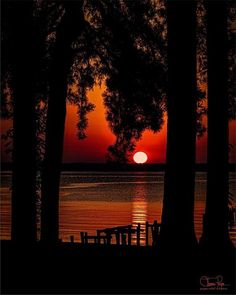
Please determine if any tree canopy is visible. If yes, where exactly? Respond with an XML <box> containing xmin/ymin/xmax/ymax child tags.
<box><xmin>1</xmin><ymin>0</ymin><xmax>235</xmax><ymax>164</ymax></box>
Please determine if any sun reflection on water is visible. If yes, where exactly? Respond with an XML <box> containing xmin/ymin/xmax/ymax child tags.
<box><xmin>132</xmin><ymin>183</ymin><xmax>147</xmax><ymax>246</ymax></box>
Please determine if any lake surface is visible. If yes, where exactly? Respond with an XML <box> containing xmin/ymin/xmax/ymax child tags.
<box><xmin>1</xmin><ymin>171</ymin><xmax>236</xmax><ymax>246</ymax></box>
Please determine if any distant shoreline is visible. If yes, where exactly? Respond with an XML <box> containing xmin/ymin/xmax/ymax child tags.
<box><xmin>1</xmin><ymin>162</ymin><xmax>236</xmax><ymax>172</ymax></box>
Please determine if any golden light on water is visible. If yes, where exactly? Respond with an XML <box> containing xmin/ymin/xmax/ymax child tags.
<box><xmin>132</xmin><ymin>184</ymin><xmax>147</xmax><ymax>246</ymax></box>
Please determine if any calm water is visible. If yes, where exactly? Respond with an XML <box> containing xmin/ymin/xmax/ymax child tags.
<box><xmin>1</xmin><ymin>171</ymin><xmax>236</xmax><ymax>245</ymax></box>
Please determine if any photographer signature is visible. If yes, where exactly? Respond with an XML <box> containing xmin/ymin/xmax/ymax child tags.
<box><xmin>200</xmin><ymin>275</ymin><xmax>230</xmax><ymax>290</ymax></box>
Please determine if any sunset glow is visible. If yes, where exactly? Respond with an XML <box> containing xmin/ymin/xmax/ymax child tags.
<box><xmin>133</xmin><ymin>152</ymin><xmax>148</xmax><ymax>164</ymax></box>
<box><xmin>1</xmin><ymin>85</ymin><xmax>236</xmax><ymax>163</ymax></box>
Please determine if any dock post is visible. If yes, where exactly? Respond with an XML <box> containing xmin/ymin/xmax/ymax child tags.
<box><xmin>128</xmin><ymin>226</ymin><xmax>132</xmax><ymax>246</ymax></box>
<box><xmin>107</xmin><ymin>233</ymin><xmax>111</xmax><ymax>245</ymax></box>
<box><xmin>137</xmin><ymin>223</ymin><xmax>141</xmax><ymax>246</ymax></box>
<box><xmin>115</xmin><ymin>232</ymin><xmax>120</xmax><ymax>245</ymax></box>
<box><xmin>145</xmin><ymin>221</ymin><xmax>149</xmax><ymax>246</ymax></box>
<box><xmin>121</xmin><ymin>233</ymin><xmax>127</xmax><ymax>245</ymax></box>
<box><xmin>80</xmin><ymin>232</ymin><xmax>84</xmax><ymax>244</ymax></box>
<box><xmin>97</xmin><ymin>230</ymin><xmax>101</xmax><ymax>245</ymax></box>
<box><xmin>84</xmin><ymin>232</ymin><xmax>88</xmax><ymax>244</ymax></box>
<box><xmin>70</xmin><ymin>235</ymin><xmax>74</xmax><ymax>243</ymax></box>
<box><xmin>152</xmin><ymin>220</ymin><xmax>159</xmax><ymax>247</ymax></box>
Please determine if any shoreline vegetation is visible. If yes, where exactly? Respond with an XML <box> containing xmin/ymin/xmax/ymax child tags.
<box><xmin>1</xmin><ymin>162</ymin><xmax>236</xmax><ymax>172</ymax></box>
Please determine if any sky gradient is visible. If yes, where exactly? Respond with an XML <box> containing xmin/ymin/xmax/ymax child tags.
<box><xmin>63</xmin><ymin>85</ymin><xmax>236</xmax><ymax>163</ymax></box>
<box><xmin>1</xmin><ymin>85</ymin><xmax>236</xmax><ymax>164</ymax></box>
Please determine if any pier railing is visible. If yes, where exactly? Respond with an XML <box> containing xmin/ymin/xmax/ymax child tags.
<box><xmin>78</xmin><ymin>220</ymin><xmax>161</xmax><ymax>247</ymax></box>
<box><xmin>66</xmin><ymin>208</ymin><xmax>236</xmax><ymax>246</ymax></box>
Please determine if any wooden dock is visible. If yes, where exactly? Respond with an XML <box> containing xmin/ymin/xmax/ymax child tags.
<box><xmin>77</xmin><ymin>220</ymin><xmax>161</xmax><ymax>247</ymax></box>
<box><xmin>66</xmin><ymin>209</ymin><xmax>236</xmax><ymax>246</ymax></box>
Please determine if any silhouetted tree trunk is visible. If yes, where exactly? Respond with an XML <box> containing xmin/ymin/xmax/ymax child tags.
<box><xmin>10</xmin><ymin>1</ymin><xmax>37</xmax><ymax>242</ymax></box>
<box><xmin>160</xmin><ymin>0</ymin><xmax>197</xmax><ymax>250</ymax></box>
<box><xmin>200</xmin><ymin>1</ymin><xmax>233</xmax><ymax>249</ymax></box>
<box><xmin>41</xmin><ymin>2</ymin><xmax>84</xmax><ymax>243</ymax></box>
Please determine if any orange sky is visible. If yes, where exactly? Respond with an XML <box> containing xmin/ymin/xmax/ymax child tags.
<box><xmin>63</xmin><ymin>85</ymin><xmax>236</xmax><ymax>163</ymax></box>
<box><xmin>1</xmin><ymin>84</ymin><xmax>236</xmax><ymax>164</ymax></box>
<box><xmin>63</xmin><ymin>85</ymin><xmax>169</xmax><ymax>163</ymax></box>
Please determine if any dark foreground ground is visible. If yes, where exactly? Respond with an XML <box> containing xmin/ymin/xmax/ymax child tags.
<box><xmin>1</xmin><ymin>240</ymin><xmax>235</xmax><ymax>294</ymax></box>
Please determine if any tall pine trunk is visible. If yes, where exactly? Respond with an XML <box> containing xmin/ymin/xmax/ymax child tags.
<box><xmin>41</xmin><ymin>2</ymin><xmax>84</xmax><ymax>243</ymax></box>
<box><xmin>11</xmin><ymin>1</ymin><xmax>37</xmax><ymax>242</ymax></box>
<box><xmin>200</xmin><ymin>1</ymin><xmax>233</xmax><ymax>249</ymax></box>
<box><xmin>160</xmin><ymin>0</ymin><xmax>197</xmax><ymax>250</ymax></box>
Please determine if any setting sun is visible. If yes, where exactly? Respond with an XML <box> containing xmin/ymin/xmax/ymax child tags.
<box><xmin>133</xmin><ymin>152</ymin><xmax>148</xmax><ymax>164</ymax></box>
